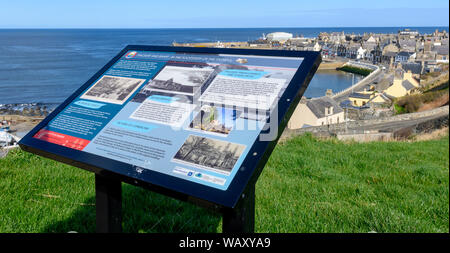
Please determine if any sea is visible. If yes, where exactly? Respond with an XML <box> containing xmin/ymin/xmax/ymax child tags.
<box><xmin>0</xmin><ymin>27</ymin><xmax>448</xmax><ymax>114</ymax></box>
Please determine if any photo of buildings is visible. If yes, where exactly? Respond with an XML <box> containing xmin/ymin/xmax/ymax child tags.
<box><xmin>80</xmin><ymin>75</ymin><xmax>145</xmax><ymax>104</ymax></box>
<box><xmin>173</xmin><ymin>135</ymin><xmax>245</xmax><ymax>175</ymax></box>
<box><xmin>144</xmin><ymin>66</ymin><xmax>214</xmax><ymax>95</ymax></box>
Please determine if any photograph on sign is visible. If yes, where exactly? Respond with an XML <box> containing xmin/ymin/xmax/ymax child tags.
<box><xmin>173</xmin><ymin>135</ymin><xmax>246</xmax><ymax>175</ymax></box>
<box><xmin>80</xmin><ymin>75</ymin><xmax>146</xmax><ymax>104</ymax></box>
<box><xmin>188</xmin><ymin>105</ymin><xmax>242</xmax><ymax>136</ymax></box>
<box><xmin>146</xmin><ymin>65</ymin><xmax>214</xmax><ymax>95</ymax></box>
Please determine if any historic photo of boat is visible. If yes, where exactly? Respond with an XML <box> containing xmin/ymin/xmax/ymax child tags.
<box><xmin>189</xmin><ymin>105</ymin><xmax>241</xmax><ymax>136</ymax></box>
<box><xmin>80</xmin><ymin>75</ymin><xmax>145</xmax><ymax>104</ymax></box>
<box><xmin>144</xmin><ymin>65</ymin><xmax>214</xmax><ymax>95</ymax></box>
<box><xmin>173</xmin><ymin>135</ymin><xmax>246</xmax><ymax>175</ymax></box>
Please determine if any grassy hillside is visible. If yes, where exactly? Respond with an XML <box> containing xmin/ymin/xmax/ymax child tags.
<box><xmin>394</xmin><ymin>79</ymin><xmax>449</xmax><ymax>114</ymax></box>
<box><xmin>0</xmin><ymin>134</ymin><xmax>448</xmax><ymax>233</ymax></box>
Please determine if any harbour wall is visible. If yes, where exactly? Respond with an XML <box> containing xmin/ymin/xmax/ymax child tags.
<box><xmin>331</xmin><ymin>61</ymin><xmax>381</xmax><ymax>100</ymax></box>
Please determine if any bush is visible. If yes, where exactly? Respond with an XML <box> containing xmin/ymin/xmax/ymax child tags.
<box><xmin>394</xmin><ymin>103</ymin><xmax>407</xmax><ymax>114</ymax></box>
<box><xmin>395</xmin><ymin>88</ymin><xmax>449</xmax><ymax>113</ymax></box>
<box><xmin>396</xmin><ymin>95</ymin><xmax>422</xmax><ymax>113</ymax></box>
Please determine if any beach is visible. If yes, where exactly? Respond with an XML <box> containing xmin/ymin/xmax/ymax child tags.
<box><xmin>1</xmin><ymin>115</ymin><xmax>43</xmax><ymax>138</ymax></box>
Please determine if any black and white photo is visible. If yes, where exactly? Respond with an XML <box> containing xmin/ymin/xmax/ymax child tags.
<box><xmin>80</xmin><ymin>75</ymin><xmax>146</xmax><ymax>104</ymax></box>
<box><xmin>144</xmin><ymin>66</ymin><xmax>214</xmax><ymax>95</ymax></box>
<box><xmin>173</xmin><ymin>135</ymin><xmax>245</xmax><ymax>175</ymax></box>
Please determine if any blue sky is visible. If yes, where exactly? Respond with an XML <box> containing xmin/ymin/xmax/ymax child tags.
<box><xmin>1</xmin><ymin>0</ymin><xmax>448</xmax><ymax>28</ymax></box>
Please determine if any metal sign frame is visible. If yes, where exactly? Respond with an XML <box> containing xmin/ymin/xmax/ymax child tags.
<box><xmin>19</xmin><ymin>45</ymin><xmax>321</xmax><ymax>218</ymax></box>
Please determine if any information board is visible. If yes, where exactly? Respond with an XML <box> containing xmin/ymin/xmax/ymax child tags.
<box><xmin>19</xmin><ymin>46</ymin><xmax>321</xmax><ymax>208</ymax></box>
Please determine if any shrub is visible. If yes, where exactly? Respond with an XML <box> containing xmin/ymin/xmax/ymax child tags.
<box><xmin>395</xmin><ymin>88</ymin><xmax>449</xmax><ymax>113</ymax></box>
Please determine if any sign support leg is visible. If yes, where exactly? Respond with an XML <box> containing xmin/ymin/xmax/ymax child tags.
<box><xmin>222</xmin><ymin>183</ymin><xmax>255</xmax><ymax>233</ymax></box>
<box><xmin>95</xmin><ymin>174</ymin><xmax>122</xmax><ymax>233</ymax></box>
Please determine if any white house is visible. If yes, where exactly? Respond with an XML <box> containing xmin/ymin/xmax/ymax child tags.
<box><xmin>357</xmin><ymin>46</ymin><xmax>367</xmax><ymax>60</ymax></box>
<box><xmin>313</xmin><ymin>42</ymin><xmax>322</xmax><ymax>52</ymax></box>
<box><xmin>395</xmin><ymin>51</ymin><xmax>416</xmax><ymax>63</ymax></box>
<box><xmin>288</xmin><ymin>97</ymin><xmax>345</xmax><ymax>129</ymax></box>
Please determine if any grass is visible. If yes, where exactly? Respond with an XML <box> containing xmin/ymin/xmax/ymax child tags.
<box><xmin>0</xmin><ymin>134</ymin><xmax>448</xmax><ymax>233</ymax></box>
<box><xmin>393</xmin><ymin>103</ymin><xmax>407</xmax><ymax>114</ymax></box>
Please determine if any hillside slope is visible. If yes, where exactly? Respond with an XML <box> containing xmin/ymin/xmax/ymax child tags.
<box><xmin>0</xmin><ymin>134</ymin><xmax>448</xmax><ymax>233</ymax></box>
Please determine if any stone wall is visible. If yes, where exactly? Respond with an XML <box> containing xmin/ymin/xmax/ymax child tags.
<box><xmin>331</xmin><ymin>62</ymin><xmax>381</xmax><ymax>100</ymax></box>
<box><xmin>281</xmin><ymin>105</ymin><xmax>449</xmax><ymax>140</ymax></box>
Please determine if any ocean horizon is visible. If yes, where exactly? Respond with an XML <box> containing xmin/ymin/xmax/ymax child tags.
<box><xmin>0</xmin><ymin>26</ymin><xmax>447</xmax><ymax>109</ymax></box>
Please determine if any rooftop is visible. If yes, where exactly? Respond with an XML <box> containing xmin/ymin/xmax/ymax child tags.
<box><xmin>349</xmin><ymin>92</ymin><xmax>373</xmax><ymax>99</ymax></box>
<box><xmin>401</xmin><ymin>80</ymin><xmax>416</xmax><ymax>91</ymax></box>
<box><xmin>306</xmin><ymin>97</ymin><xmax>343</xmax><ymax>119</ymax></box>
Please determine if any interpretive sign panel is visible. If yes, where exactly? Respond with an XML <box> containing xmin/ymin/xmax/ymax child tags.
<box><xmin>19</xmin><ymin>45</ymin><xmax>321</xmax><ymax>208</ymax></box>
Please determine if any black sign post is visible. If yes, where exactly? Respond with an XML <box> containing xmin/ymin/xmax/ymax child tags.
<box><xmin>19</xmin><ymin>45</ymin><xmax>321</xmax><ymax>233</ymax></box>
<box><xmin>95</xmin><ymin>174</ymin><xmax>122</xmax><ymax>233</ymax></box>
<box><xmin>222</xmin><ymin>183</ymin><xmax>255</xmax><ymax>233</ymax></box>
<box><xmin>94</xmin><ymin>174</ymin><xmax>256</xmax><ymax>233</ymax></box>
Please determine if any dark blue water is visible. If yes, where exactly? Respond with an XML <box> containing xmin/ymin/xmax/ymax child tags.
<box><xmin>0</xmin><ymin>27</ymin><xmax>447</xmax><ymax>107</ymax></box>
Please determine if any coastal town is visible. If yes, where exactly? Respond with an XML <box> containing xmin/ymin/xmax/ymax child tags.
<box><xmin>1</xmin><ymin>29</ymin><xmax>449</xmax><ymax>151</ymax></box>
<box><xmin>175</xmin><ymin>28</ymin><xmax>449</xmax><ymax>141</ymax></box>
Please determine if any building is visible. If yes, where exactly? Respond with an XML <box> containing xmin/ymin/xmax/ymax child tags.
<box><xmin>398</xmin><ymin>29</ymin><xmax>419</xmax><ymax>39</ymax></box>
<box><xmin>346</xmin><ymin>45</ymin><xmax>359</xmax><ymax>59</ymax></box>
<box><xmin>357</xmin><ymin>46</ymin><xmax>366</xmax><ymax>60</ymax></box>
<box><xmin>435</xmin><ymin>46</ymin><xmax>449</xmax><ymax>63</ymax></box>
<box><xmin>399</xmin><ymin>62</ymin><xmax>423</xmax><ymax>77</ymax></box>
<box><xmin>424</xmin><ymin>60</ymin><xmax>441</xmax><ymax>73</ymax></box>
<box><xmin>313</xmin><ymin>42</ymin><xmax>322</xmax><ymax>51</ymax></box>
<box><xmin>395</xmin><ymin>51</ymin><xmax>416</xmax><ymax>63</ymax></box>
<box><xmin>288</xmin><ymin>97</ymin><xmax>345</xmax><ymax>129</ymax></box>
<box><xmin>370</xmin><ymin>44</ymin><xmax>383</xmax><ymax>64</ymax></box>
<box><xmin>384</xmin><ymin>70</ymin><xmax>420</xmax><ymax>98</ymax></box>
<box><xmin>398</xmin><ymin>39</ymin><xmax>417</xmax><ymax>52</ymax></box>
<box><xmin>369</xmin><ymin>93</ymin><xmax>391</xmax><ymax>105</ymax></box>
<box><xmin>266</xmin><ymin>32</ymin><xmax>293</xmax><ymax>42</ymax></box>
<box><xmin>348</xmin><ymin>91</ymin><xmax>375</xmax><ymax>107</ymax></box>
<box><xmin>366</xmin><ymin>36</ymin><xmax>377</xmax><ymax>44</ymax></box>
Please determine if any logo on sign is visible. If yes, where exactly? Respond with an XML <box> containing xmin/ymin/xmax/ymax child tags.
<box><xmin>125</xmin><ymin>51</ymin><xmax>137</xmax><ymax>58</ymax></box>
